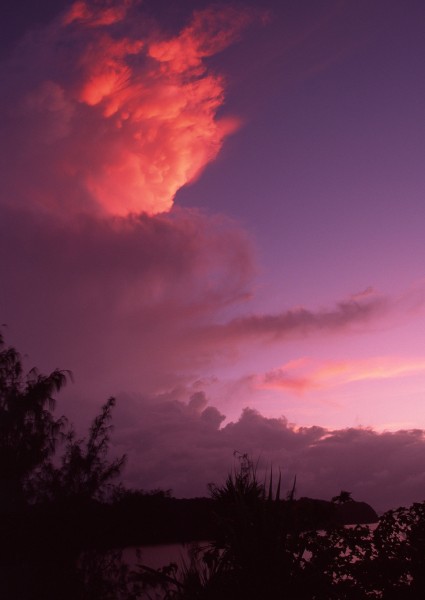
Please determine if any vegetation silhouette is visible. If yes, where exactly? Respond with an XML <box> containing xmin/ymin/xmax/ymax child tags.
<box><xmin>2</xmin><ymin>332</ymin><xmax>425</xmax><ymax>599</ymax></box>
<box><xmin>0</xmin><ymin>333</ymin><xmax>68</xmax><ymax>511</ymax></box>
<box><xmin>331</xmin><ymin>490</ymin><xmax>353</xmax><ymax>504</ymax></box>
<box><xmin>133</xmin><ymin>454</ymin><xmax>370</xmax><ymax>599</ymax></box>
<box><xmin>134</xmin><ymin>460</ymin><xmax>425</xmax><ymax>600</ymax></box>
<box><xmin>0</xmin><ymin>333</ymin><xmax>129</xmax><ymax>599</ymax></box>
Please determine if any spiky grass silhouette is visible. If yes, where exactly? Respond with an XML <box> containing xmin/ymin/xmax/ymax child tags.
<box><xmin>135</xmin><ymin>453</ymin><xmax>307</xmax><ymax>599</ymax></box>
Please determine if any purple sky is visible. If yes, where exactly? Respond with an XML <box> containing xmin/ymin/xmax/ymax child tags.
<box><xmin>2</xmin><ymin>0</ymin><xmax>425</xmax><ymax>512</ymax></box>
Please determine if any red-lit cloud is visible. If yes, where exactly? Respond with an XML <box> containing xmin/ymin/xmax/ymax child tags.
<box><xmin>62</xmin><ymin>0</ymin><xmax>130</xmax><ymax>27</ymax></box>
<box><xmin>0</xmin><ymin>0</ymin><xmax>252</xmax><ymax>217</ymax></box>
<box><xmin>148</xmin><ymin>7</ymin><xmax>252</xmax><ymax>73</ymax></box>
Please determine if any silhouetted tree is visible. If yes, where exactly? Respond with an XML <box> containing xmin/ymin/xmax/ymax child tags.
<box><xmin>0</xmin><ymin>333</ymin><xmax>68</xmax><ymax>509</ymax></box>
<box><xmin>28</xmin><ymin>398</ymin><xmax>128</xmax><ymax>600</ymax></box>
<box><xmin>136</xmin><ymin>454</ymin><xmax>309</xmax><ymax>600</ymax></box>
<box><xmin>0</xmin><ymin>334</ymin><xmax>130</xmax><ymax>600</ymax></box>
<box><xmin>332</xmin><ymin>490</ymin><xmax>353</xmax><ymax>504</ymax></box>
<box><xmin>33</xmin><ymin>397</ymin><xmax>125</xmax><ymax>503</ymax></box>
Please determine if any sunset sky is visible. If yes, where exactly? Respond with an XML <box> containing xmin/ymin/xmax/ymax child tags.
<box><xmin>2</xmin><ymin>0</ymin><xmax>425</xmax><ymax>512</ymax></box>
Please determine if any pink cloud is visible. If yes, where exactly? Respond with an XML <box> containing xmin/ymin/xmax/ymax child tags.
<box><xmin>0</xmin><ymin>206</ymin><xmax>253</xmax><ymax>398</ymax></box>
<box><xmin>0</xmin><ymin>2</ymin><xmax>400</xmax><ymax>391</ymax></box>
<box><xmin>197</xmin><ymin>290</ymin><xmax>389</xmax><ymax>347</ymax></box>
<box><xmin>260</xmin><ymin>356</ymin><xmax>425</xmax><ymax>394</ymax></box>
<box><xmin>0</xmin><ymin>0</ymin><xmax>252</xmax><ymax>217</ymax></box>
<box><xmin>0</xmin><ymin>192</ymin><xmax>411</xmax><ymax>408</ymax></box>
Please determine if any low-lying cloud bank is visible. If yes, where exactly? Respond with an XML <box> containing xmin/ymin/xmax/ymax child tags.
<box><xmin>112</xmin><ymin>393</ymin><xmax>425</xmax><ymax>514</ymax></box>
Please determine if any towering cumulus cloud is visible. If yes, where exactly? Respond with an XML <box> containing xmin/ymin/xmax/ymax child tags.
<box><xmin>0</xmin><ymin>0</ymin><xmax>250</xmax><ymax>216</ymax></box>
<box><xmin>3</xmin><ymin>1</ymin><xmax>425</xmax><ymax>512</ymax></box>
<box><xmin>0</xmin><ymin>0</ymin><xmax>258</xmax><ymax>400</ymax></box>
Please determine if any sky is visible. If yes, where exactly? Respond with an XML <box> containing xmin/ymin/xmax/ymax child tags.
<box><xmin>1</xmin><ymin>0</ymin><xmax>425</xmax><ymax>513</ymax></box>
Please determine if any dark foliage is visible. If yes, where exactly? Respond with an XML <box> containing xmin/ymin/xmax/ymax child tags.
<box><xmin>32</xmin><ymin>397</ymin><xmax>126</xmax><ymax>503</ymax></box>
<box><xmin>134</xmin><ymin>456</ymin><xmax>425</xmax><ymax>600</ymax></box>
<box><xmin>0</xmin><ymin>333</ymin><xmax>68</xmax><ymax>509</ymax></box>
<box><xmin>0</xmin><ymin>334</ymin><xmax>127</xmax><ymax>599</ymax></box>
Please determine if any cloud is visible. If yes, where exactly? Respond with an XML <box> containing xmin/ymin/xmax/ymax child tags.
<box><xmin>197</xmin><ymin>289</ymin><xmax>388</xmax><ymax>347</ymax></box>
<box><xmin>0</xmin><ymin>191</ymin><xmax>414</xmax><ymax>406</ymax></box>
<box><xmin>0</xmin><ymin>0</ymin><xmax>253</xmax><ymax>217</ymax></box>
<box><xmin>259</xmin><ymin>356</ymin><xmax>425</xmax><ymax>394</ymax></box>
<box><xmin>0</xmin><ymin>0</ymin><xmax>408</xmax><ymax>395</ymax></box>
<box><xmin>0</xmin><ymin>0</ymin><xmax>259</xmax><ymax>398</ymax></box>
<box><xmin>111</xmin><ymin>392</ymin><xmax>425</xmax><ymax>512</ymax></box>
<box><xmin>148</xmin><ymin>6</ymin><xmax>253</xmax><ymax>73</ymax></box>
<box><xmin>0</xmin><ymin>206</ymin><xmax>253</xmax><ymax>397</ymax></box>
<box><xmin>3</xmin><ymin>1</ymin><xmax>425</xmax><ymax>518</ymax></box>
<box><xmin>62</xmin><ymin>0</ymin><xmax>130</xmax><ymax>27</ymax></box>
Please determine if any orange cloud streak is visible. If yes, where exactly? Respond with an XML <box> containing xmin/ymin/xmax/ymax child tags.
<box><xmin>260</xmin><ymin>356</ymin><xmax>425</xmax><ymax>393</ymax></box>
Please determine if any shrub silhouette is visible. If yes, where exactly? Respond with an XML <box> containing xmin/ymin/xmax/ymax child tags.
<box><xmin>134</xmin><ymin>456</ymin><xmax>425</xmax><ymax>599</ymax></box>
<box><xmin>135</xmin><ymin>454</ymin><xmax>309</xmax><ymax>599</ymax></box>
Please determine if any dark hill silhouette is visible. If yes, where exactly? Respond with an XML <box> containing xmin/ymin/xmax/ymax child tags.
<box><xmin>334</xmin><ymin>499</ymin><xmax>378</xmax><ymax>524</ymax></box>
<box><xmin>103</xmin><ymin>493</ymin><xmax>378</xmax><ymax>547</ymax></box>
<box><xmin>296</xmin><ymin>496</ymin><xmax>378</xmax><ymax>528</ymax></box>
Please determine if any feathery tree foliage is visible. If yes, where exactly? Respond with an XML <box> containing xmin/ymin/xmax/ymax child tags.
<box><xmin>33</xmin><ymin>397</ymin><xmax>126</xmax><ymax>503</ymax></box>
<box><xmin>0</xmin><ymin>333</ymin><xmax>68</xmax><ymax>507</ymax></box>
<box><xmin>332</xmin><ymin>490</ymin><xmax>353</xmax><ymax>504</ymax></box>
<box><xmin>0</xmin><ymin>333</ymin><xmax>128</xmax><ymax>600</ymax></box>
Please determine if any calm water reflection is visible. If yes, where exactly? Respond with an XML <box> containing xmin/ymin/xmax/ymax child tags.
<box><xmin>122</xmin><ymin>541</ymin><xmax>207</xmax><ymax>570</ymax></box>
